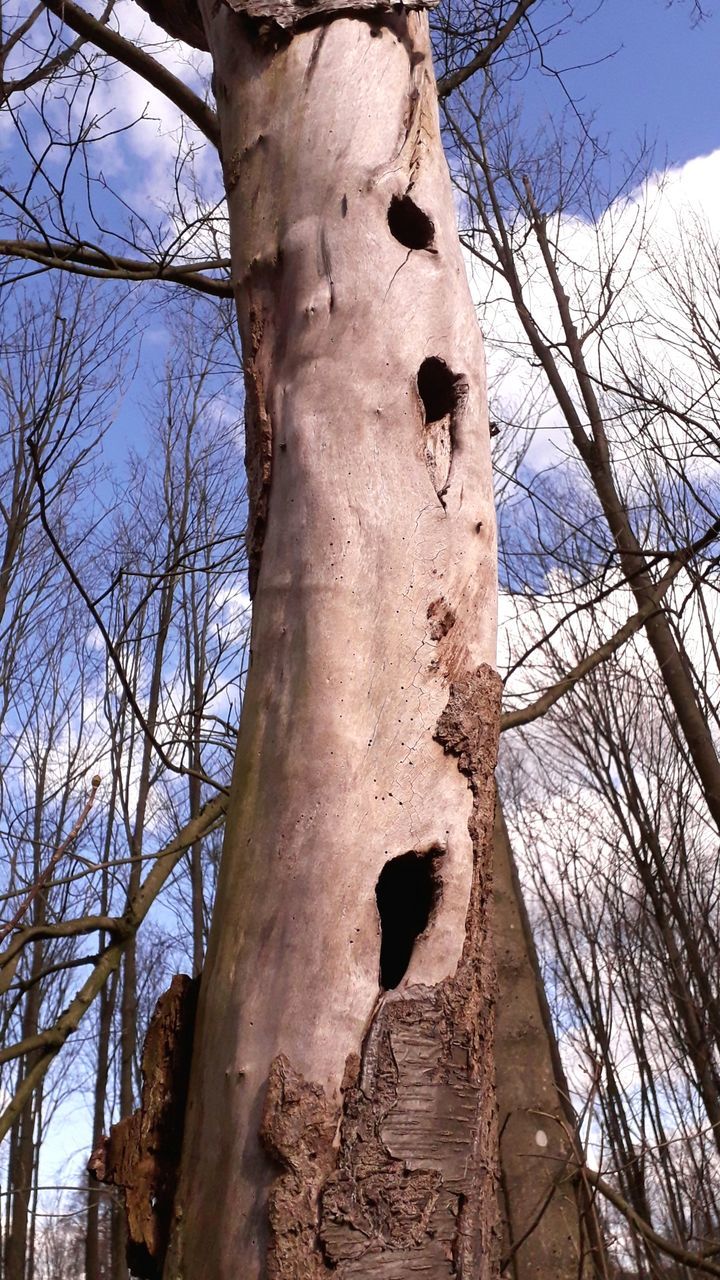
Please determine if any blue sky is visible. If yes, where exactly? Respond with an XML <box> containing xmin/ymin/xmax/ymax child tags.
<box><xmin>534</xmin><ymin>0</ymin><xmax>720</xmax><ymax>169</ymax></box>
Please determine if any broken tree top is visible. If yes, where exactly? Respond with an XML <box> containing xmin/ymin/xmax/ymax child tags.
<box><xmin>222</xmin><ymin>0</ymin><xmax>441</xmax><ymax>29</ymax></box>
<box><xmin>137</xmin><ymin>0</ymin><xmax>440</xmax><ymax>46</ymax></box>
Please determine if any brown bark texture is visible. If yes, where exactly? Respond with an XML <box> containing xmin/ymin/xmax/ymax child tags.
<box><xmin>129</xmin><ymin>0</ymin><xmax>500</xmax><ymax>1275</ymax></box>
<box><xmin>90</xmin><ymin>975</ymin><xmax>199</xmax><ymax>1280</ymax></box>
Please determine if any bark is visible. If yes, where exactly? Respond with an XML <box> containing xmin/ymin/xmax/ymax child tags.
<box><xmin>90</xmin><ymin>975</ymin><xmax>199</xmax><ymax>1280</ymax></box>
<box><xmin>131</xmin><ymin>3</ymin><xmax>501</xmax><ymax>1276</ymax></box>
<box><xmin>492</xmin><ymin>803</ymin><xmax>607</xmax><ymax>1279</ymax></box>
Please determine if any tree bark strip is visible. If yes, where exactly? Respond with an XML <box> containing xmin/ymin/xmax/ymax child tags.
<box><xmin>91</xmin><ymin>975</ymin><xmax>199</xmax><ymax>1280</ymax></box>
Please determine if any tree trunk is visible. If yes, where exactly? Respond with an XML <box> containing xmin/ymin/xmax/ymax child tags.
<box><xmin>4</xmin><ymin>1074</ymin><xmax>38</xmax><ymax>1280</ymax></box>
<box><xmin>492</xmin><ymin>802</ymin><xmax>607</xmax><ymax>1279</ymax></box>
<box><xmin>87</xmin><ymin>970</ymin><xmax>117</xmax><ymax>1280</ymax></box>
<box><xmin>115</xmin><ymin>572</ymin><xmax>178</xmax><ymax>1280</ymax></box>
<box><xmin>147</xmin><ymin>4</ymin><xmax>500</xmax><ymax>1276</ymax></box>
<box><xmin>87</xmin><ymin>776</ymin><xmax>120</xmax><ymax>1280</ymax></box>
<box><xmin>5</xmin><ymin>769</ymin><xmax>47</xmax><ymax>1280</ymax></box>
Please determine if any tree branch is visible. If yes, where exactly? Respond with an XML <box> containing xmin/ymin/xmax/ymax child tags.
<box><xmin>0</xmin><ymin>792</ymin><xmax>227</xmax><ymax>1140</ymax></box>
<box><xmin>501</xmin><ymin>516</ymin><xmax>720</xmax><ymax>732</ymax></box>
<box><xmin>1</xmin><ymin>238</ymin><xmax>232</xmax><ymax>297</ymax></box>
<box><xmin>436</xmin><ymin>0</ymin><xmax>538</xmax><ymax>99</ymax></box>
<box><xmin>40</xmin><ymin>0</ymin><xmax>219</xmax><ymax>148</ymax></box>
<box><xmin>2</xmin><ymin>21</ymin><xmax>94</xmax><ymax>99</ymax></box>
<box><xmin>501</xmin><ymin>564</ymin><xmax>682</xmax><ymax>732</ymax></box>
<box><xmin>0</xmin><ymin>917</ymin><xmax>122</xmax><ymax>977</ymax></box>
<box><xmin>587</xmin><ymin>1168</ymin><xmax>720</xmax><ymax>1277</ymax></box>
<box><xmin>0</xmin><ymin>777</ymin><xmax>102</xmax><ymax>946</ymax></box>
<box><xmin>27</xmin><ymin>432</ymin><xmax>227</xmax><ymax>793</ymax></box>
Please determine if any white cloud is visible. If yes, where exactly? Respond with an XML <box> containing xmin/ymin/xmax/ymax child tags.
<box><xmin>469</xmin><ymin>148</ymin><xmax>720</xmax><ymax>476</ymax></box>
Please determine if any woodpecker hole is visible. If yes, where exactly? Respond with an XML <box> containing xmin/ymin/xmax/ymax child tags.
<box><xmin>417</xmin><ymin>357</ymin><xmax>462</xmax><ymax>424</ymax></box>
<box><xmin>388</xmin><ymin>194</ymin><xmax>435</xmax><ymax>251</ymax></box>
<box><xmin>375</xmin><ymin>849</ymin><xmax>443</xmax><ymax>989</ymax></box>
<box><xmin>417</xmin><ymin>358</ymin><xmax>466</xmax><ymax>505</ymax></box>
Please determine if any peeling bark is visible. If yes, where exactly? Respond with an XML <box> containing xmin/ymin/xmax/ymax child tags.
<box><xmin>146</xmin><ymin>1</ymin><xmax>501</xmax><ymax>1276</ymax></box>
<box><xmin>90</xmin><ymin>975</ymin><xmax>198</xmax><ymax>1280</ymax></box>
<box><xmin>320</xmin><ymin>990</ymin><xmax>490</xmax><ymax>1278</ymax></box>
<box><xmin>260</xmin><ymin>1055</ymin><xmax>338</xmax><ymax>1280</ymax></box>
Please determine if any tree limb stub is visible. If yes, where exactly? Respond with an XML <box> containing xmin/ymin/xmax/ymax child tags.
<box><xmin>133</xmin><ymin>0</ymin><xmax>209</xmax><ymax>48</ymax></box>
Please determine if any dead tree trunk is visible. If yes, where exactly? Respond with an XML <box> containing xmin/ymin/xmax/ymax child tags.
<box><xmin>131</xmin><ymin>2</ymin><xmax>500</xmax><ymax>1276</ymax></box>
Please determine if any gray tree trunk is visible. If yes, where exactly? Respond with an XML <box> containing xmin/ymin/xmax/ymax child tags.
<box><xmin>131</xmin><ymin>3</ymin><xmax>500</xmax><ymax>1276</ymax></box>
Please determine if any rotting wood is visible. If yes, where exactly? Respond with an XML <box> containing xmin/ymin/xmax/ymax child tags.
<box><xmin>89</xmin><ymin>975</ymin><xmax>199</xmax><ymax>1280</ymax></box>
<box><xmin>260</xmin><ymin>1054</ymin><xmax>338</xmax><ymax>1280</ymax></box>
<box><xmin>255</xmin><ymin>667</ymin><xmax>503</xmax><ymax>1279</ymax></box>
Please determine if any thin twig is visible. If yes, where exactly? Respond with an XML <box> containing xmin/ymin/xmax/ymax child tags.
<box><xmin>26</xmin><ymin>432</ymin><xmax>227</xmax><ymax>794</ymax></box>
<box><xmin>0</xmin><ymin>777</ymin><xmax>101</xmax><ymax>945</ymax></box>
<box><xmin>39</xmin><ymin>0</ymin><xmax>220</xmax><ymax>148</ymax></box>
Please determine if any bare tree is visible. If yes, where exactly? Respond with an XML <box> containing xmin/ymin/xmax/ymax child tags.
<box><xmin>3</xmin><ymin>3</ymin><xmax>719</xmax><ymax>1279</ymax></box>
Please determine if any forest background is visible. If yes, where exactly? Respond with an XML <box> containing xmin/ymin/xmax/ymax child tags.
<box><xmin>1</xmin><ymin>0</ymin><xmax>720</xmax><ymax>1276</ymax></box>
